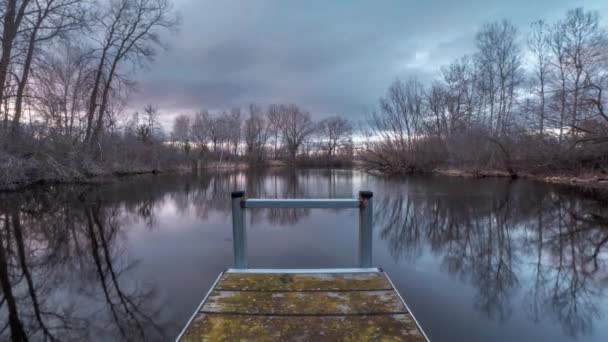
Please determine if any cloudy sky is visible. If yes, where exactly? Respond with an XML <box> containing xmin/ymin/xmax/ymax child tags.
<box><xmin>130</xmin><ymin>0</ymin><xmax>607</xmax><ymax>126</ymax></box>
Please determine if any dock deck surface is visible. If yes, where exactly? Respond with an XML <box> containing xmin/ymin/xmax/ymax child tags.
<box><xmin>178</xmin><ymin>268</ymin><xmax>428</xmax><ymax>341</ymax></box>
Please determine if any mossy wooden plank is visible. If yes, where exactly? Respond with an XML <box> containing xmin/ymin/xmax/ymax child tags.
<box><xmin>202</xmin><ymin>290</ymin><xmax>405</xmax><ymax>315</ymax></box>
<box><xmin>215</xmin><ymin>272</ymin><xmax>392</xmax><ymax>291</ymax></box>
<box><xmin>180</xmin><ymin>314</ymin><xmax>426</xmax><ymax>342</ymax></box>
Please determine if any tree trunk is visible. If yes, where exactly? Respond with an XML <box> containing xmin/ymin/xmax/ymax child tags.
<box><xmin>11</xmin><ymin>23</ymin><xmax>41</xmax><ymax>138</ymax></box>
<box><xmin>0</xmin><ymin>214</ymin><xmax>29</xmax><ymax>342</ymax></box>
<box><xmin>0</xmin><ymin>0</ymin><xmax>30</xmax><ymax>117</ymax></box>
<box><xmin>84</xmin><ymin>55</ymin><xmax>107</xmax><ymax>144</ymax></box>
<box><xmin>90</xmin><ymin>59</ymin><xmax>119</xmax><ymax>147</ymax></box>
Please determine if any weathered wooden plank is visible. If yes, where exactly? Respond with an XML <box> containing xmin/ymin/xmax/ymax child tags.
<box><xmin>180</xmin><ymin>313</ymin><xmax>426</xmax><ymax>342</ymax></box>
<box><xmin>178</xmin><ymin>271</ymin><xmax>429</xmax><ymax>341</ymax></box>
<box><xmin>215</xmin><ymin>272</ymin><xmax>392</xmax><ymax>291</ymax></box>
<box><xmin>202</xmin><ymin>290</ymin><xmax>405</xmax><ymax>315</ymax></box>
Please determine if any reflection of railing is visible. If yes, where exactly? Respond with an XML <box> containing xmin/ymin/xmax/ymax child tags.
<box><xmin>230</xmin><ymin>190</ymin><xmax>374</xmax><ymax>269</ymax></box>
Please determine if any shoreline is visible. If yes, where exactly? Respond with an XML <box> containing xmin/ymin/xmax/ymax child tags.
<box><xmin>433</xmin><ymin>167</ymin><xmax>608</xmax><ymax>187</ymax></box>
<box><xmin>3</xmin><ymin>161</ymin><xmax>608</xmax><ymax>202</ymax></box>
<box><xmin>433</xmin><ymin>167</ymin><xmax>608</xmax><ymax>201</ymax></box>
<box><xmin>0</xmin><ymin>158</ymin><xmax>353</xmax><ymax>192</ymax></box>
<box><xmin>0</xmin><ymin>161</ymin><xmax>248</xmax><ymax>192</ymax></box>
<box><xmin>0</xmin><ymin>160</ymin><xmax>335</xmax><ymax>192</ymax></box>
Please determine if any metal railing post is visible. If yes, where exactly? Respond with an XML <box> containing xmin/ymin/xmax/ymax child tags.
<box><xmin>231</xmin><ymin>190</ymin><xmax>247</xmax><ymax>269</ymax></box>
<box><xmin>358</xmin><ymin>191</ymin><xmax>373</xmax><ymax>268</ymax></box>
<box><xmin>231</xmin><ymin>191</ymin><xmax>373</xmax><ymax>269</ymax></box>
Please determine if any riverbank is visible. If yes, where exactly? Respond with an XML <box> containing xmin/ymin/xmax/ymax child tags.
<box><xmin>434</xmin><ymin>167</ymin><xmax>608</xmax><ymax>186</ymax></box>
<box><xmin>0</xmin><ymin>152</ymin><xmax>356</xmax><ymax>192</ymax></box>
<box><xmin>433</xmin><ymin>167</ymin><xmax>608</xmax><ymax>201</ymax></box>
<box><xmin>0</xmin><ymin>153</ymin><xmax>163</xmax><ymax>191</ymax></box>
<box><xmin>0</xmin><ymin>163</ymin><xmax>245</xmax><ymax>192</ymax></box>
<box><xmin>4</xmin><ymin>152</ymin><xmax>607</xmax><ymax>203</ymax></box>
<box><xmin>0</xmin><ymin>151</ymin><xmax>248</xmax><ymax>191</ymax></box>
<box><xmin>0</xmin><ymin>151</ymin><xmax>316</xmax><ymax>192</ymax></box>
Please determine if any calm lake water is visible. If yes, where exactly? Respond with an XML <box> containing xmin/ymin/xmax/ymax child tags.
<box><xmin>1</xmin><ymin>168</ymin><xmax>607</xmax><ymax>341</ymax></box>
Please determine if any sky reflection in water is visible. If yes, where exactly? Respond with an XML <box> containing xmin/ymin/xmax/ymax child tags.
<box><xmin>0</xmin><ymin>168</ymin><xmax>607</xmax><ymax>341</ymax></box>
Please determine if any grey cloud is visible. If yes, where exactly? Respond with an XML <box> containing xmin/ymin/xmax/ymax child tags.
<box><xmin>130</xmin><ymin>0</ymin><xmax>608</xmax><ymax>125</ymax></box>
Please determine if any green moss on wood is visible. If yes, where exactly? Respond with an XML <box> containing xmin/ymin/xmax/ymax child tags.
<box><xmin>216</xmin><ymin>273</ymin><xmax>392</xmax><ymax>291</ymax></box>
<box><xmin>203</xmin><ymin>290</ymin><xmax>405</xmax><ymax>315</ymax></box>
<box><xmin>181</xmin><ymin>314</ymin><xmax>425</xmax><ymax>342</ymax></box>
<box><xmin>179</xmin><ymin>272</ymin><xmax>427</xmax><ymax>341</ymax></box>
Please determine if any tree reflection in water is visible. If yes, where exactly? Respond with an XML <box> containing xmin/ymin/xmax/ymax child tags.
<box><xmin>0</xmin><ymin>189</ymin><xmax>167</xmax><ymax>341</ymax></box>
<box><xmin>0</xmin><ymin>169</ymin><xmax>354</xmax><ymax>341</ymax></box>
<box><xmin>0</xmin><ymin>170</ymin><xmax>606</xmax><ymax>341</ymax></box>
<box><xmin>375</xmin><ymin>178</ymin><xmax>608</xmax><ymax>337</ymax></box>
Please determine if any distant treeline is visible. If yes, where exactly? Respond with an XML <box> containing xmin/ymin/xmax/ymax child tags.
<box><xmin>1</xmin><ymin>2</ymin><xmax>607</xmax><ymax>189</ymax></box>
<box><xmin>0</xmin><ymin>0</ymin><xmax>180</xmax><ymax>188</ymax></box>
<box><xmin>165</xmin><ymin>103</ymin><xmax>353</xmax><ymax>165</ymax></box>
<box><xmin>0</xmin><ymin>0</ymin><xmax>354</xmax><ymax>190</ymax></box>
<box><xmin>361</xmin><ymin>7</ymin><xmax>608</xmax><ymax>177</ymax></box>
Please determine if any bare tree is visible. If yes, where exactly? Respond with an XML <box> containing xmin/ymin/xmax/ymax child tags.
<box><xmin>528</xmin><ymin>20</ymin><xmax>550</xmax><ymax>136</ymax></box>
<box><xmin>362</xmin><ymin>7</ymin><xmax>607</xmax><ymax>176</ymax></box>
<box><xmin>372</xmin><ymin>77</ymin><xmax>424</xmax><ymax>151</ymax></box>
<box><xmin>436</xmin><ymin>56</ymin><xmax>476</xmax><ymax>138</ymax></box>
<box><xmin>172</xmin><ymin>114</ymin><xmax>190</xmax><ymax>155</ymax></box>
<box><xmin>0</xmin><ymin>0</ymin><xmax>31</xmax><ymax>127</ymax></box>
<box><xmin>317</xmin><ymin>116</ymin><xmax>352</xmax><ymax>157</ymax></box>
<box><xmin>243</xmin><ymin>104</ymin><xmax>270</xmax><ymax>161</ymax></box>
<box><xmin>191</xmin><ymin>109</ymin><xmax>209</xmax><ymax>150</ymax></box>
<box><xmin>10</xmin><ymin>0</ymin><xmax>86</xmax><ymax>138</ymax></box>
<box><xmin>85</xmin><ymin>0</ymin><xmax>178</xmax><ymax>147</ymax></box>
<box><xmin>561</xmin><ymin>9</ymin><xmax>606</xmax><ymax>135</ymax></box>
<box><xmin>549</xmin><ymin>20</ymin><xmax>569</xmax><ymax>141</ymax></box>
<box><xmin>33</xmin><ymin>41</ymin><xmax>93</xmax><ymax>141</ymax></box>
<box><xmin>426</xmin><ymin>82</ymin><xmax>447</xmax><ymax>139</ymax></box>
<box><xmin>130</xmin><ymin>105</ymin><xmax>159</xmax><ymax>144</ymax></box>
<box><xmin>227</xmin><ymin>107</ymin><xmax>242</xmax><ymax>155</ymax></box>
<box><xmin>475</xmin><ymin>20</ymin><xmax>521</xmax><ymax>134</ymax></box>
<box><xmin>363</xmin><ymin>77</ymin><xmax>433</xmax><ymax>172</ymax></box>
<box><xmin>266</xmin><ymin>104</ymin><xmax>283</xmax><ymax>159</ymax></box>
<box><xmin>278</xmin><ymin>104</ymin><xmax>314</xmax><ymax>161</ymax></box>
<box><xmin>207</xmin><ymin>113</ymin><xmax>228</xmax><ymax>154</ymax></box>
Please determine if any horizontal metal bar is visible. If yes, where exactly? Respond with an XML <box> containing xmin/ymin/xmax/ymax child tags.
<box><xmin>226</xmin><ymin>268</ymin><xmax>381</xmax><ymax>274</ymax></box>
<box><xmin>243</xmin><ymin>199</ymin><xmax>360</xmax><ymax>209</ymax></box>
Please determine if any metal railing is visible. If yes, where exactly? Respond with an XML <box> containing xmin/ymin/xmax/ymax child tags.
<box><xmin>230</xmin><ymin>190</ymin><xmax>374</xmax><ymax>269</ymax></box>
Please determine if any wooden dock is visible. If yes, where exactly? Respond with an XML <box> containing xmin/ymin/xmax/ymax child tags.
<box><xmin>178</xmin><ymin>268</ymin><xmax>429</xmax><ymax>341</ymax></box>
<box><xmin>178</xmin><ymin>192</ymin><xmax>429</xmax><ymax>340</ymax></box>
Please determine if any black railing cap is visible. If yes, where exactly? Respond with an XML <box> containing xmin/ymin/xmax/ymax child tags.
<box><xmin>231</xmin><ymin>190</ymin><xmax>245</xmax><ymax>198</ymax></box>
<box><xmin>359</xmin><ymin>190</ymin><xmax>373</xmax><ymax>198</ymax></box>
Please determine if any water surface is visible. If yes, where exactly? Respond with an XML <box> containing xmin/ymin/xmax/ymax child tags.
<box><xmin>0</xmin><ymin>168</ymin><xmax>607</xmax><ymax>341</ymax></box>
